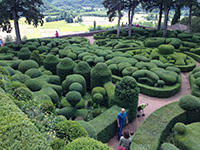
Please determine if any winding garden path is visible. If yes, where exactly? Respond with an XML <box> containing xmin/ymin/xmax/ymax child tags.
<box><xmin>85</xmin><ymin>36</ymin><xmax>199</xmax><ymax>150</ymax></box>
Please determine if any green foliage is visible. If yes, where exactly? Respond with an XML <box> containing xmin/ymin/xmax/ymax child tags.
<box><xmin>108</xmin><ymin>64</ymin><xmax>119</xmax><ymax>75</ymax></box>
<box><xmin>37</xmin><ymin>46</ymin><xmax>51</xmax><ymax>53</ymax></box>
<box><xmin>14</xmin><ymin>87</ymin><xmax>33</xmax><ymax>101</ymax></box>
<box><xmin>0</xmin><ymin>46</ymin><xmax>9</xmax><ymax>54</ymax></box>
<box><xmin>91</xmin><ymin>87</ymin><xmax>106</xmax><ymax>97</ymax></box>
<box><xmin>64</xmin><ymin>137</ymin><xmax>112</xmax><ymax>150</ymax></box>
<box><xmin>43</xmin><ymin>54</ymin><xmax>60</xmax><ymax>75</ymax></box>
<box><xmin>158</xmin><ymin>44</ymin><xmax>175</xmax><ymax>55</ymax></box>
<box><xmin>62</xmin><ymin>74</ymin><xmax>86</xmax><ymax>96</ymax></box>
<box><xmin>25</xmin><ymin>79</ymin><xmax>42</xmax><ymax>91</ymax></box>
<box><xmin>174</xmin><ymin>122</ymin><xmax>186</xmax><ymax>135</ymax></box>
<box><xmin>92</xmin><ymin>108</ymin><xmax>102</xmax><ymax>117</ymax></box>
<box><xmin>10</xmin><ymin>73</ymin><xmax>31</xmax><ymax>84</ymax></box>
<box><xmin>18</xmin><ymin>48</ymin><xmax>32</xmax><ymax>60</ymax></box>
<box><xmin>25</xmin><ymin>68</ymin><xmax>42</xmax><ymax>78</ymax></box>
<box><xmin>55</xmin><ymin>120</ymin><xmax>88</xmax><ymax>142</ymax></box>
<box><xmin>18</xmin><ymin>60</ymin><xmax>39</xmax><ymax>73</ymax></box>
<box><xmin>0</xmin><ymin>92</ymin><xmax>51</xmax><ymax>150</ymax></box>
<box><xmin>0</xmin><ymin>66</ymin><xmax>9</xmax><ymax>77</ymax></box>
<box><xmin>90</xmin><ymin>63</ymin><xmax>112</xmax><ymax>89</ymax></box>
<box><xmin>40</xmin><ymin>100</ymin><xmax>56</xmax><ymax>114</ymax></box>
<box><xmin>10</xmin><ymin>60</ymin><xmax>22</xmax><ymax>70</ymax></box>
<box><xmin>92</xmin><ymin>93</ymin><xmax>104</xmax><ymax>106</ymax></box>
<box><xmin>30</xmin><ymin>50</ymin><xmax>44</xmax><ymax>66</ymax></box>
<box><xmin>48</xmin><ymin>75</ymin><xmax>61</xmax><ymax>85</ymax></box>
<box><xmin>56</xmin><ymin>57</ymin><xmax>76</xmax><ymax>82</ymax></box>
<box><xmin>165</xmin><ymin>38</ymin><xmax>182</xmax><ymax>49</ymax></box>
<box><xmin>50</xmin><ymin>137</ymin><xmax>65</xmax><ymax>150</ymax></box>
<box><xmin>77</xmin><ymin>121</ymin><xmax>97</xmax><ymax>139</ymax></box>
<box><xmin>179</xmin><ymin>95</ymin><xmax>200</xmax><ymax>111</ymax></box>
<box><xmin>69</xmin><ymin>82</ymin><xmax>83</xmax><ymax>93</ymax></box>
<box><xmin>4</xmin><ymin>66</ymin><xmax>16</xmax><ymax>76</ymax></box>
<box><xmin>122</xmin><ymin>67</ymin><xmax>138</xmax><ymax>77</ymax></box>
<box><xmin>56</xmin><ymin>106</ymin><xmax>76</xmax><ymax>120</ymax></box>
<box><xmin>103</xmin><ymin>82</ymin><xmax>115</xmax><ymax>107</ymax></box>
<box><xmin>112</xmin><ymin>76</ymin><xmax>139</xmax><ymax>118</ymax></box>
<box><xmin>160</xmin><ymin>143</ymin><xmax>180</xmax><ymax>150</ymax></box>
<box><xmin>66</xmin><ymin>91</ymin><xmax>82</xmax><ymax>107</ymax></box>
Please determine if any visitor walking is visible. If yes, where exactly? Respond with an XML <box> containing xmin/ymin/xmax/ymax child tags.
<box><xmin>118</xmin><ymin>130</ymin><xmax>131</xmax><ymax>150</ymax></box>
<box><xmin>117</xmin><ymin>108</ymin><xmax>128</xmax><ymax>141</ymax></box>
<box><xmin>137</xmin><ymin>103</ymin><xmax>148</xmax><ymax>117</ymax></box>
<box><xmin>129</xmin><ymin>131</ymin><xmax>134</xmax><ymax>141</ymax></box>
<box><xmin>0</xmin><ymin>39</ymin><xmax>4</xmax><ymax>47</ymax></box>
<box><xmin>55</xmin><ymin>31</ymin><xmax>59</xmax><ymax>38</ymax></box>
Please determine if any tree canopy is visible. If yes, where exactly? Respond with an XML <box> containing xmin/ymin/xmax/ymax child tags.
<box><xmin>0</xmin><ymin>0</ymin><xmax>44</xmax><ymax>44</ymax></box>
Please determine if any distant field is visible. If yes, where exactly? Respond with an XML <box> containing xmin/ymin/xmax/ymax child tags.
<box><xmin>0</xmin><ymin>15</ymin><xmax>147</xmax><ymax>40</ymax></box>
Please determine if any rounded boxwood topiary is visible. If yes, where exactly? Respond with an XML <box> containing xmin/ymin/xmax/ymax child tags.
<box><xmin>25</xmin><ymin>79</ymin><xmax>42</xmax><ymax>91</ymax></box>
<box><xmin>14</xmin><ymin>87</ymin><xmax>33</xmax><ymax>101</ymax></box>
<box><xmin>66</xmin><ymin>91</ymin><xmax>82</xmax><ymax>107</ymax></box>
<box><xmin>62</xmin><ymin>74</ymin><xmax>86</xmax><ymax>96</ymax></box>
<box><xmin>40</xmin><ymin>100</ymin><xmax>56</xmax><ymax>114</ymax></box>
<box><xmin>92</xmin><ymin>93</ymin><xmax>104</xmax><ymax>106</ymax></box>
<box><xmin>18</xmin><ymin>48</ymin><xmax>32</xmax><ymax>60</ymax></box>
<box><xmin>56</xmin><ymin>58</ymin><xmax>76</xmax><ymax>82</ymax></box>
<box><xmin>37</xmin><ymin>46</ymin><xmax>51</xmax><ymax>53</ymax></box>
<box><xmin>55</xmin><ymin>120</ymin><xmax>88</xmax><ymax>142</ymax></box>
<box><xmin>90</xmin><ymin>63</ymin><xmax>112</xmax><ymax>89</ymax></box>
<box><xmin>160</xmin><ymin>143</ymin><xmax>180</xmax><ymax>150</ymax></box>
<box><xmin>69</xmin><ymin>82</ymin><xmax>83</xmax><ymax>93</ymax></box>
<box><xmin>10</xmin><ymin>81</ymin><xmax>27</xmax><ymax>91</ymax></box>
<box><xmin>25</xmin><ymin>68</ymin><xmax>42</xmax><ymax>78</ymax></box>
<box><xmin>48</xmin><ymin>75</ymin><xmax>61</xmax><ymax>85</ymax></box>
<box><xmin>10</xmin><ymin>73</ymin><xmax>31</xmax><ymax>84</ymax></box>
<box><xmin>30</xmin><ymin>50</ymin><xmax>44</xmax><ymax>66</ymax></box>
<box><xmin>18</xmin><ymin>60</ymin><xmax>39</xmax><ymax>73</ymax></box>
<box><xmin>91</xmin><ymin>87</ymin><xmax>106</xmax><ymax>97</ymax></box>
<box><xmin>43</xmin><ymin>54</ymin><xmax>60</xmax><ymax>75</ymax></box>
<box><xmin>122</xmin><ymin>67</ymin><xmax>138</xmax><ymax>77</ymax></box>
<box><xmin>4</xmin><ymin>66</ymin><xmax>16</xmax><ymax>76</ymax></box>
<box><xmin>64</xmin><ymin>137</ymin><xmax>112</xmax><ymax>150</ymax></box>
<box><xmin>174</xmin><ymin>122</ymin><xmax>186</xmax><ymax>135</ymax></box>
<box><xmin>0</xmin><ymin>46</ymin><xmax>9</xmax><ymax>54</ymax></box>
<box><xmin>73</xmin><ymin>61</ymin><xmax>91</xmax><ymax>90</ymax></box>
<box><xmin>108</xmin><ymin>64</ymin><xmax>119</xmax><ymax>75</ymax></box>
<box><xmin>56</xmin><ymin>106</ymin><xmax>76</xmax><ymax>120</ymax></box>
<box><xmin>10</xmin><ymin>60</ymin><xmax>22</xmax><ymax>70</ymax></box>
<box><xmin>77</xmin><ymin>121</ymin><xmax>97</xmax><ymax>139</ymax></box>
<box><xmin>50</xmin><ymin>137</ymin><xmax>65</xmax><ymax>150</ymax></box>
<box><xmin>158</xmin><ymin>44</ymin><xmax>175</xmax><ymax>55</ymax></box>
<box><xmin>0</xmin><ymin>66</ymin><xmax>10</xmax><ymax>77</ymax></box>
<box><xmin>92</xmin><ymin>108</ymin><xmax>102</xmax><ymax>117</ymax></box>
<box><xmin>179</xmin><ymin>95</ymin><xmax>200</xmax><ymax>111</ymax></box>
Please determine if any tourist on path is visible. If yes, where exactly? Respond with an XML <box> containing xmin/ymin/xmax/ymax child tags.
<box><xmin>137</xmin><ymin>103</ymin><xmax>148</xmax><ymax>117</ymax></box>
<box><xmin>55</xmin><ymin>31</ymin><xmax>59</xmax><ymax>38</ymax></box>
<box><xmin>117</xmin><ymin>108</ymin><xmax>128</xmax><ymax>141</ymax></box>
<box><xmin>119</xmin><ymin>130</ymin><xmax>131</xmax><ymax>150</ymax></box>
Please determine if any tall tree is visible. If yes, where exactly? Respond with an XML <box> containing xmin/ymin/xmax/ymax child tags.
<box><xmin>171</xmin><ymin>5</ymin><xmax>181</xmax><ymax>25</ymax></box>
<box><xmin>0</xmin><ymin>0</ymin><xmax>44</xmax><ymax>44</ymax></box>
<box><xmin>125</xmin><ymin>0</ymin><xmax>139</xmax><ymax>36</ymax></box>
<box><xmin>103</xmin><ymin>0</ymin><xmax>125</xmax><ymax>37</ymax></box>
<box><xmin>140</xmin><ymin>0</ymin><xmax>163</xmax><ymax>30</ymax></box>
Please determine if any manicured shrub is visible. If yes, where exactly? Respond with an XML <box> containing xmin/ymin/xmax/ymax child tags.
<box><xmin>135</xmin><ymin>62</ymin><xmax>157</xmax><ymax>70</ymax></box>
<box><xmin>92</xmin><ymin>108</ymin><xmax>102</xmax><ymax>117</ymax></box>
<box><xmin>90</xmin><ymin>63</ymin><xmax>112</xmax><ymax>89</ymax></box>
<box><xmin>160</xmin><ymin>143</ymin><xmax>180</xmax><ymax>150</ymax></box>
<box><xmin>37</xmin><ymin>46</ymin><xmax>51</xmax><ymax>53</ymax></box>
<box><xmin>66</xmin><ymin>91</ymin><xmax>82</xmax><ymax>107</ymax></box>
<box><xmin>122</xmin><ymin>67</ymin><xmax>138</xmax><ymax>77</ymax></box>
<box><xmin>108</xmin><ymin>64</ymin><xmax>119</xmax><ymax>75</ymax></box>
<box><xmin>9</xmin><ymin>81</ymin><xmax>27</xmax><ymax>91</ymax></box>
<box><xmin>56</xmin><ymin>106</ymin><xmax>76</xmax><ymax>119</ymax></box>
<box><xmin>69</xmin><ymin>82</ymin><xmax>83</xmax><ymax>93</ymax></box>
<box><xmin>43</xmin><ymin>54</ymin><xmax>60</xmax><ymax>75</ymax></box>
<box><xmin>48</xmin><ymin>75</ymin><xmax>61</xmax><ymax>85</ymax></box>
<box><xmin>179</xmin><ymin>95</ymin><xmax>200</xmax><ymax>111</ymax></box>
<box><xmin>94</xmin><ymin>57</ymin><xmax>105</xmax><ymax>65</ymax></box>
<box><xmin>158</xmin><ymin>44</ymin><xmax>175</xmax><ymax>55</ymax></box>
<box><xmin>18</xmin><ymin>60</ymin><xmax>39</xmax><ymax>73</ymax></box>
<box><xmin>40</xmin><ymin>100</ymin><xmax>56</xmax><ymax>114</ymax></box>
<box><xmin>62</xmin><ymin>74</ymin><xmax>86</xmax><ymax>96</ymax></box>
<box><xmin>10</xmin><ymin>73</ymin><xmax>31</xmax><ymax>84</ymax></box>
<box><xmin>91</xmin><ymin>87</ymin><xmax>106</xmax><ymax>97</ymax></box>
<box><xmin>56</xmin><ymin>57</ymin><xmax>76</xmax><ymax>82</ymax></box>
<box><xmin>78</xmin><ymin>121</ymin><xmax>97</xmax><ymax>139</ymax></box>
<box><xmin>10</xmin><ymin>60</ymin><xmax>22</xmax><ymax>70</ymax></box>
<box><xmin>182</xmin><ymin>41</ymin><xmax>197</xmax><ymax>48</ymax></box>
<box><xmin>118</xmin><ymin>62</ymin><xmax>132</xmax><ymax>73</ymax></box>
<box><xmin>92</xmin><ymin>93</ymin><xmax>104</xmax><ymax>106</ymax></box>
<box><xmin>18</xmin><ymin>48</ymin><xmax>32</xmax><ymax>60</ymax></box>
<box><xmin>14</xmin><ymin>87</ymin><xmax>33</xmax><ymax>101</ymax></box>
<box><xmin>112</xmin><ymin>76</ymin><xmax>139</xmax><ymax>118</ymax></box>
<box><xmin>25</xmin><ymin>79</ymin><xmax>42</xmax><ymax>91</ymax></box>
<box><xmin>4</xmin><ymin>66</ymin><xmax>15</xmax><ymax>76</ymax></box>
<box><xmin>55</xmin><ymin>120</ymin><xmax>88</xmax><ymax>142</ymax></box>
<box><xmin>166</xmin><ymin>66</ymin><xmax>181</xmax><ymax>74</ymax></box>
<box><xmin>0</xmin><ymin>46</ymin><xmax>9</xmax><ymax>54</ymax></box>
<box><xmin>76</xmin><ymin>99</ymin><xmax>86</xmax><ymax>109</ymax></box>
<box><xmin>30</xmin><ymin>50</ymin><xmax>44</xmax><ymax>66</ymax></box>
<box><xmin>64</xmin><ymin>137</ymin><xmax>112</xmax><ymax>150</ymax></box>
<box><xmin>59</xmin><ymin>49</ymin><xmax>70</xmax><ymax>58</ymax></box>
<box><xmin>174</xmin><ymin>122</ymin><xmax>186</xmax><ymax>135</ymax></box>
<box><xmin>133</xmin><ymin>55</ymin><xmax>150</xmax><ymax>62</ymax></box>
<box><xmin>50</xmin><ymin>137</ymin><xmax>65</xmax><ymax>150</ymax></box>
<box><xmin>25</xmin><ymin>68</ymin><xmax>42</xmax><ymax>78</ymax></box>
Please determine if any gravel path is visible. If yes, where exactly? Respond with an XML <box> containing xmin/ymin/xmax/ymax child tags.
<box><xmin>86</xmin><ymin>36</ymin><xmax>199</xmax><ymax>150</ymax></box>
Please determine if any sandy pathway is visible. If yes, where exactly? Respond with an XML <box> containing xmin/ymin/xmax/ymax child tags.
<box><xmin>85</xmin><ymin>36</ymin><xmax>198</xmax><ymax>149</ymax></box>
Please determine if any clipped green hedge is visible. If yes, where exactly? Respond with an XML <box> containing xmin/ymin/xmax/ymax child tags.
<box><xmin>89</xmin><ymin>105</ymin><xmax>132</xmax><ymax>143</ymax></box>
<box><xmin>18</xmin><ymin>60</ymin><xmax>39</xmax><ymax>73</ymax></box>
<box><xmin>18</xmin><ymin>48</ymin><xmax>32</xmax><ymax>60</ymax></box>
<box><xmin>189</xmin><ymin>67</ymin><xmax>200</xmax><ymax>97</ymax></box>
<box><xmin>0</xmin><ymin>92</ymin><xmax>52</xmax><ymax>150</ymax></box>
<box><xmin>131</xmin><ymin>102</ymin><xmax>184</xmax><ymax>150</ymax></box>
<box><xmin>43</xmin><ymin>54</ymin><xmax>60</xmax><ymax>75</ymax></box>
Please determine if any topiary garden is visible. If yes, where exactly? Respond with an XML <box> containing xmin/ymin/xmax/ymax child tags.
<box><xmin>1</xmin><ymin>28</ymin><xmax>200</xmax><ymax>149</ymax></box>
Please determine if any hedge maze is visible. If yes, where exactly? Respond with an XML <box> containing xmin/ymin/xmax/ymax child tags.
<box><xmin>1</xmin><ymin>27</ymin><xmax>200</xmax><ymax>149</ymax></box>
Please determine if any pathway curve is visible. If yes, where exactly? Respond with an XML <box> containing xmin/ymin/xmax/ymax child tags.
<box><xmin>85</xmin><ymin>36</ymin><xmax>199</xmax><ymax>150</ymax></box>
